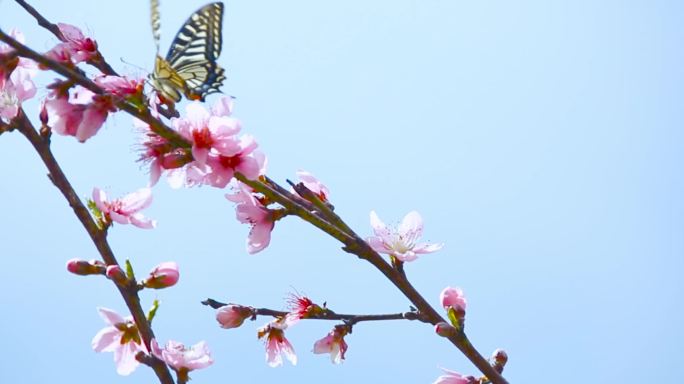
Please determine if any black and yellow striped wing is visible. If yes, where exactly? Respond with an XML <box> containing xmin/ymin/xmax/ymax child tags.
<box><xmin>149</xmin><ymin>2</ymin><xmax>226</xmax><ymax>103</ymax></box>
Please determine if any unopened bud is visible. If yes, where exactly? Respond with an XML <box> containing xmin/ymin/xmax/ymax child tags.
<box><xmin>66</xmin><ymin>258</ymin><xmax>105</xmax><ymax>275</ymax></box>
<box><xmin>39</xmin><ymin>101</ymin><xmax>49</xmax><ymax>125</ymax></box>
<box><xmin>491</xmin><ymin>348</ymin><xmax>508</xmax><ymax>372</ymax></box>
<box><xmin>216</xmin><ymin>304</ymin><xmax>253</xmax><ymax>329</ymax></box>
<box><xmin>434</xmin><ymin>322</ymin><xmax>457</xmax><ymax>338</ymax></box>
<box><xmin>106</xmin><ymin>264</ymin><xmax>128</xmax><ymax>285</ymax></box>
<box><xmin>141</xmin><ymin>261</ymin><xmax>179</xmax><ymax>289</ymax></box>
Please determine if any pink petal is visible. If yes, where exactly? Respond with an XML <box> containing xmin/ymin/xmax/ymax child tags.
<box><xmin>185</xmin><ymin>102</ymin><xmax>210</xmax><ymax>122</ymax></box>
<box><xmin>120</xmin><ymin>188</ymin><xmax>153</xmax><ymax>213</ymax></box>
<box><xmin>280</xmin><ymin>338</ymin><xmax>297</xmax><ymax>366</ymax></box>
<box><xmin>114</xmin><ymin>342</ymin><xmax>141</xmax><ymax>376</ymax></box>
<box><xmin>366</xmin><ymin>236</ymin><xmax>390</xmax><ymax>254</ymax></box>
<box><xmin>57</xmin><ymin>23</ymin><xmax>85</xmax><ymax>41</ymax></box>
<box><xmin>413</xmin><ymin>242</ymin><xmax>444</xmax><ymax>254</ymax></box>
<box><xmin>398</xmin><ymin>211</ymin><xmax>423</xmax><ymax>239</ymax></box>
<box><xmin>97</xmin><ymin>307</ymin><xmax>124</xmax><ymax>325</ymax></box>
<box><xmin>369</xmin><ymin>211</ymin><xmax>391</xmax><ymax>238</ymax></box>
<box><xmin>266</xmin><ymin>338</ymin><xmax>283</xmax><ymax>367</ymax></box>
<box><xmin>92</xmin><ymin>188</ymin><xmax>108</xmax><ymax>212</ymax></box>
<box><xmin>247</xmin><ymin>220</ymin><xmax>273</xmax><ymax>254</ymax></box>
<box><xmin>91</xmin><ymin>327</ymin><xmax>119</xmax><ymax>352</ymax></box>
<box><xmin>393</xmin><ymin>251</ymin><xmax>418</xmax><ymax>262</ymax></box>
<box><xmin>211</xmin><ymin>96</ymin><xmax>234</xmax><ymax>116</ymax></box>
<box><xmin>129</xmin><ymin>213</ymin><xmax>156</xmax><ymax>229</ymax></box>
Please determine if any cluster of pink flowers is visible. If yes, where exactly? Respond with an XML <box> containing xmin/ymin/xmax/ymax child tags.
<box><xmin>0</xmin><ymin>29</ymin><xmax>37</xmax><ymax>122</ymax></box>
<box><xmin>45</xmin><ymin>23</ymin><xmax>99</xmax><ymax>65</ymax></box>
<box><xmin>216</xmin><ymin>294</ymin><xmax>350</xmax><ymax>367</ymax></box>
<box><xmin>87</xmin><ymin>261</ymin><xmax>212</xmax><ymax>379</ymax></box>
<box><xmin>37</xmin><ymin>24</ymin><xmax>143</xmax><ymax>143</ymax></box>
<box><xmin>43</xmin><ymin>85</ymin><xmax>116</xmax><ymax>142</ymax></box>
<box><xmin>138</xmin><ymin>97</ymin><xmax>266</xmax><ymax>189</ymax></box>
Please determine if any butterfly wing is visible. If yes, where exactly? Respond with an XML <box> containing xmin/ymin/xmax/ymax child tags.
<box><xmin>165</xmin><ymin>2</ymin><xmax>225</xmax><ymax>101</ymax></box>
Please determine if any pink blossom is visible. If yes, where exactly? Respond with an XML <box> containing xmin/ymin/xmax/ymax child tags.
<box><xmin>312</xmin><ymin>325</ymin><xmax>349</xmax><ymax>364</ymax></box>
<box><xmin>257</xmin><ymin>319</ymin><xmax>297</xmax><ymax>367</ymax></box>
<box><xmin>54</xmin><ymin>23</ymin><xmax>99</xmax><ymax>64</ymax></box>
<box><xmin>142</xmin><ymin>261</ymin><xmax>179</xmax><ymax>289</ymax></box>
<box><xmin>216</xmin><ymin>305</ymin><xmax>253</xmax><ymax>329</ymax></box>
<box><xmin>94</xmin><ymin>75</ymin><xmax>144</xmax><ymax>98</ymax></box>
<box><xmin>433</xmin><ymin>368</ymin><xmax>472</xmax><ymax>384</ymax></box>
<box><xmin>45</xmin><ymin>86</ymin><xmax>115</xmax><ymax>142</ymax></box>
<box><xmin>44</xmin><ymin>42</ymin><xmax>73</xmax><ymax>64</ymax></box>
<box><xmin>203</xmin><ymin>134</ymin><xmax>264</xmax><ymax>187</ymax></box>
<box><xmin>440</xmin><ymin>286</ymin><xmax>467</xmax><ymax>312</ymax></box>
<box><xmin>0</xmin><ymin>30</ymin><xmax>37</xmax><ymax>121</ymax></box>
<box><xmin>285</xmin><ymin>294</ymin><xmax>324</xmax><ymax>326</ymax></box>
<box><xmin>0</xmin><ymin>73</ymin><xmax>36</xmax><ymax>121</ymax></box>
<box><xmin>225</xmin><ymin>182</ymin><xmax>274</xmax><ymax>254</ymax></box>
<box><xmin>135</xmin><ymin>121</ymin><xmax>192</xmax><ymax>187</ymax></box>
<box><xmin>92</xmin><ymin>187</ymin><xmax>156</xmax><ymax>229</ymax></box>
<box><xmin>173</xmin><ymin>99</ymin><xmax>241</xmax><ymax>165</ymax></box>
<box><xmin>91</xmin><ymin>307</ymin><xmax>145</xmax><ymax>376</ymax></box>
<box><xmin>295</xmin><ymin>170</ymin><xmax>330</xmax><ymax>202</ymax></box>
<box><xmin>151</xmin><ymin>339</ymin><xmax>213</xmax><ymax>376</ymax></box>
<box><xmin>366</xmin><ymin>210</ymin><xmax>443</xmax><ymax>262</ymax></box>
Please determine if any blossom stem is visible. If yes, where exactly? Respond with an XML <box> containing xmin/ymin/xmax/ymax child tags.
<box><xmin>13</xmin><ymin>111</ymin><xmax>175</xmax><ymax>384</ymax></box>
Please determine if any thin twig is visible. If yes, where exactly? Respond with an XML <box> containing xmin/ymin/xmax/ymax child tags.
<box><xmin>202</xmin><ymin>298</ymin><xmax>428</xmax><ymax>324</ymax></box>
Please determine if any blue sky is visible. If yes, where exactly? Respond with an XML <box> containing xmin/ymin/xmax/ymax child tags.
<box><xmin>1</xmin><ymin>0</ymin><xmax>682</xmax><ymax>383</ymax></box>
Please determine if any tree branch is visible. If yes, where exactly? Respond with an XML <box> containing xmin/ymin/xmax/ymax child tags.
<box><xmin>13</xmin><ymin>110</ymin><xmax>175</xmax><ymax>384</ymax></box>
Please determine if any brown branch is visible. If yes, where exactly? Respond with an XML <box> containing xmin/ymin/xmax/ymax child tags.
<box><xmin>202</xmin><ymin>298</ymin><xmax>428</xmax><ymax>324</ymax></box>
<box><xmin>13</xmin><ymin>110</ymin><xmax>175</xmax><ymax>384</ymax></box>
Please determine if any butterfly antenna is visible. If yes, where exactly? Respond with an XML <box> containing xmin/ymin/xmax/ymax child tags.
<box><xmin>119</xmin><ymin>57</ymin><xmax>147</xmax><ymax>72</ymax></box>
<box><xmin>150</xmin><ymin>0</ymin><xmax>161</xmax><ymax>53</ymax></box>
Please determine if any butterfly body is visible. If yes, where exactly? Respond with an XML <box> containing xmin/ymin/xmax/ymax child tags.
<box><xmin>149</xmin><ymin>2</ymin><xmax>226</xmax><ymax>103</ymax></box>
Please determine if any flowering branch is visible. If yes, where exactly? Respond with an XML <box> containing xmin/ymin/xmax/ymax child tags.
<box><xmin>0</xmin><ymin>29</ymin><xmax>185</xmax><ymax>146</ymax></box>
<box><xmin>233</xmin><ymin>174</ymin><xmax>507</xmax><ymax>384</ymax></box>
<box><xmin>11</xmin><ymin>110</ymin><xmax>175</xmax><ymax>384</ymax></box>
<box><xmin>1</xmin><ymin>3</ymin><xmax>510</xmax><ymax>382</ymax></box>
<box><xmin>202</xmin><ymin>298</ymin><xmax>428</xmax><ymax>325</ymax></box>
<box><xmin>15</xmin><ymin>0</ymin><xmax>118</xmax><ymax>75</ymax></box>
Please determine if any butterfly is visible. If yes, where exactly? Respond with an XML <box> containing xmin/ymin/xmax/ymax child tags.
<box><xmin>149</xmin><ymin>1</ymin><xmax>226</xmax><ymax>103</ymax></box>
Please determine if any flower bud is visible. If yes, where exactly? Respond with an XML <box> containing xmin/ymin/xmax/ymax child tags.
<box><xmin>142</xmin><ymin>262</ymin><xmax>179</xmax><ymax>289</ymax></box>
<box><xmin>216</xmin><ymin>305</ymin><xmax>253</xmax><ymax>329</ymax></box>
<box><xmin>66</xmin><ymin>258</ymin><xmax>105</xmax><ymax>275</ymax></box>
<box><xmin>435</xmin><ymin>322</ymin><xmax>457</xmax><ymax>338</ymax></box>
<box><xmin>491</xmin><ymin>348</ymin><xmax>508</xmax><ymax>371</ymax></box>
<box><xmin>440</xmin><ymin>286</ymin><xmax>467</xmax><ymax>312</ymax></box>
<box><xmin>106</xmin><ymin>264</ymin><xmax>128</xmax><ymax>285</ymax></box>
